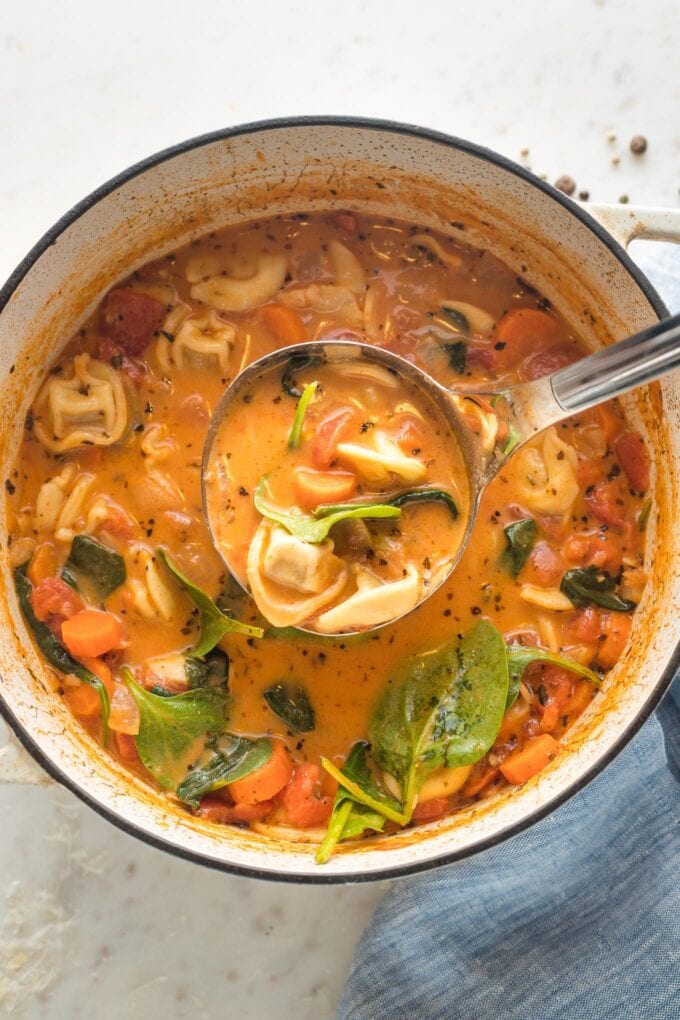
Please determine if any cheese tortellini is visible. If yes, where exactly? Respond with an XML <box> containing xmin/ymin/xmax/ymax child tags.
<box><xmin>126</xmin><ymin>548</ymin><xmax>177</xmax><ymax>622</ymax></box>
<box><xmin>156</xmin><ymin>310</ymin><xmax>236</xmax><ymax>373</ymax></box>
<box><xmin>511</xmin><ymin>427</ymin><xmax>579</xmax><ymax>515</ymax></box>
<box><xmin>280</xmin><ymin>284</ymin><xmax>363</xmax><ymax>326</ymax></box>
<box><xmin>336</xmin><ymin>430</ymin><xmax>427</xmax><ymax>484</ymax></box>
<box><xmin>188</xmin><ymin>253</ymin><xmax>287</xmax><ymax>312</ymax></box>
<box><xmin>315</xmin><ymin>565</ymin><xmax>421</xmax><ymax>633</ymax></box>
<box><xmin>246</xmin><ymin>523</ymin><xmax>348</xmax><ymax>628</ymax></box>
<box><xmin>33</xmin><ymin>465</ymin><xmax>112</xmax><ymax>543</ymax></box>
<box><xmin>33</xmin><ymin>354</ymin><xmax>128</xmax><ymax>454</ymax></box>
<box><xmin>328</xmin><ymin>240</ymin><xmax>366</xmax><ymax>294</ymax></box>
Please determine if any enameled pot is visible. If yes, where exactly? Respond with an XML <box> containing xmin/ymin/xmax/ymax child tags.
<box><xmin>1</xmin><ymin>117</ymin><xmax>679</xmax><ymax>883</ymax></box>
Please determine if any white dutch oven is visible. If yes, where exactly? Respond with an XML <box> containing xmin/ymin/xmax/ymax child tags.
<box><xmin>1</xmin><ymin>118</ymin><xmax>679</xmax><ymax>883</ymax></box>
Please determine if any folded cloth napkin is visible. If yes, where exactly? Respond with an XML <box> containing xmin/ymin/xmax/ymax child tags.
<box><xmin>338</xmin><ymin>246</ymin><xmax>680</xmax><ymax>1020</ymax></box>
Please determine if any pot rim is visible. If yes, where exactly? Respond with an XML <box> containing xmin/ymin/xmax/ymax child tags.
<box><xmin>0</xmin><ymin>115</ymin><xmax>676</xmax><ymax>885</ymax></box>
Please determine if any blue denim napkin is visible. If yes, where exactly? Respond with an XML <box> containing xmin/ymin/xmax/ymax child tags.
<box><xmin>338</xmin><ymin>245</ymin><xmax>680</xmax><ymax>1020</ymax></box>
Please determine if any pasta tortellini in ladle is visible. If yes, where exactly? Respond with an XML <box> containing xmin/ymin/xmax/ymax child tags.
<box><xmin>33</xmin><ymin>353</ymin><xmax>128</xmax><ymax>454</ymax></box>
<box><xmin>246</xmin><ymin>522</ymin><xmax>348</xmax><ymax>629</ymax></box>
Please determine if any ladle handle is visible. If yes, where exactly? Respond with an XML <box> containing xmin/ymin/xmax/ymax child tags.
<box><xmin>550</xmin><ymin>312</ymin><xmax>680</xmax><ymax>415</ymax></box>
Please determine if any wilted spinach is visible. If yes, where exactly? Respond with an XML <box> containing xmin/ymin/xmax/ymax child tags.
<box><xmin>442</xmin><ymin>340</ymin><xmax>467</xmax><ymax>374</ymax></box>
<box><xmin>263</xmin><ymin>682</ymin><xmax>315</xmax><ymax>732</ymax></box>
<box><xmin>158</xmin><ymin>549</ymin><xmax>263</xmax><ymax>651</ymax></box>
<box><xmin>185</xmin><ymin>648</ymin><xmax>230</xmax><ymax>690</ymax></box>
<box><xmin>501</xmin><ymin>518</ymin><xmax>537</xmax><ymax>577</ymax></box>
<box><xmin>14</xmin><ymin>566</ymin><xmax>110</xmax><ymax>742</ymax></box>
<box><xmin>176</xmin><ymin>736</ymin><xmax>272</xmax><ymax>807</ymax></box>
<box><xmin>369</xmin><ymin>620</ymin><xmax>509</xmax><ymax>820</ymax></box>
<box><xmin>316</xmin><ymin>741</ymin><xmax>400</xmax><ymax>864</ymax></box>
<box><xmin>123</xmin><ymin>667</ymin><xmax>229</xmax><ymax>789</ymax></box>
<box><xmin>63</xmin><ymin>534</ymin><xmax>126</xmax><ymax>600</ymax></box>
<box><xmin>254</xmin><ymin>478</ymin><xmax>400</xmax><ymax>543</ymax></box>
<box><xmin>560</xmin><ymin>567</ymin><xmax>636</xmax><ymax>612</ymax></box>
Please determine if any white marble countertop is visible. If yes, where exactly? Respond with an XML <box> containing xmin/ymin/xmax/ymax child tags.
<box><xmin>0</xmin><ymin>1</ymin><xmax>678</xmax><ymax>1016</ymax></box>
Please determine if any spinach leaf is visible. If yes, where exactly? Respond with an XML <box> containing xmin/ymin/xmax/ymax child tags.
<box><xmin>389</xmin><ymin>488</ymin><xmax>458</xmax><ymax>521</ymax></box>
<box><xmin>122</xmin><ymin>667</ymin><xmax>229</xmax><ymax>789</ymax></box>
<box><xmin>254</xmin><ymin>478</ymin><xmax>401</xmax><ymax>543</ymax></box>
<box><xmin>263</xmin><ymin>682</ymin><xmax>315</xmax><ymax>732</ymax></box>
<box><xmin>316</xmin><ymin>741</ymin><xmax>396</xmax><ymax>864</ymax></box>
<box><xmin>560</xmin><ymin>567</ymin><xmax>636</xmax><ymax>612</ymax></box>
<box><xmin>176</xmin><ymin>736</ymin><xmax>272</xmax><ymax>807</ymax></box>
<box><xmin>369</xmin><ymin>620</ymin><xmax>509</xmax><ymax>819</ymax></box>
<box><xmin>288</xmin><ymin>381</ymin><xmax>318</xmax><ymax>449</ymax></box>
<box><xmin>501</xmin><ymin>518</ymin><xmax>537</xmax><ymax>576</ymax></box>
<box><xmin>281</xmin><ymin>354</ymin><xmax>323</xmax><ymax>398</ymax></box>
<box><xmin>442</xmin><ymin>340</ymin><xmax>467</xmax><ymax>374</ymax></box>
<box><xmin>14</xmin><ymin>567</ymin><xmax>110</xmax><ymax>743</ymax></box>
<box><xmin>315</xmin><ymin>488</ymin><xmax>458</xmax><ymax>521</ymax></box>
<box><xmin>158</xmin><ymin>549</ymin><xmax>263</xmax><ymax>652</ymax></box>
<box><xmin>63</xmin><ymin>534</ymin><xmax>126</xmax><ymax>600</ymax></box>
<box><xmin>185</xmin><ymin>648</ymin><xmax>229</xmax><ymax>690</ymax></box>
<box><xmin>505</xmin><ymin>644</ymin><xmax>601</xmax><ymax>709</ymax></box>
<box><xmin>439</xmin><ymin>306</ymin><xmax>469</xmax><ymax>333</ymax></box>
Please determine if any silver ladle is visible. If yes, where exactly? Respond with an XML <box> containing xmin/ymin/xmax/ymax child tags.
<box><xmin>202</xmin><ymin>312</ymin><xmax>680</xmax><ymax>634</ymax></box>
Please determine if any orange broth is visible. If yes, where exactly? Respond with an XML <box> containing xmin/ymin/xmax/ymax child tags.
<box><xmin>6</xmin><ymin>210</ymin><xmax>650</xmax><ymax>848</ymax></box>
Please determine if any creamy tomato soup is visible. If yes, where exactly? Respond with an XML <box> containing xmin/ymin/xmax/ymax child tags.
<box><xmin>7</xmin><ymin>211</ymin><xmax>650</xmax><ymax>862</ymax></box>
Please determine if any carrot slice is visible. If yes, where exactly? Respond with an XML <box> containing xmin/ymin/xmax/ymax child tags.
<box><xmin>294</xmin><ymin>467</ymin><xmax>357</xmax><ymax>509</ymax></box>
<box><xmin>61</xmin><ymin>609</ymin><xmax>123</xmax><ymax>658</ymax></box>
<box><xmin>499</xmin><ymin>734</ymin><xmax>559</xmax><ymax>785</ymax></box>
<box><xmin>229</xmin><ymin>741</ymin><xmax>293</xmax><ymax>805</ymax></box>
<box><xmin>27</xmin><ymin>543</ymin><xmax>58</xmax><ymax>587</ymax></box>
<box><xmin>260</xmin><ymin>304</ymin><xmax>305</xmax><ymax>344</ymax></box>
<box><xmin>493</xmin><ymin>308</ymin><xmax>561</xmax><ymax>371</ymax></box>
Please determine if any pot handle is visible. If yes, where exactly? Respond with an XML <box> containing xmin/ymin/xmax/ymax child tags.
<box><xmin>583</xmin><ymin>203</ymin><xmax>680</xmax><ymax>249</ymax></box>
<box><xmin>0</xmin><ymin>724</ymin><xmax>54</xmax><ymax>785</ymax></box>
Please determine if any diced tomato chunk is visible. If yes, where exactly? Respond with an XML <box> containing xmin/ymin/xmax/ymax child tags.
<box><xmin>99</xmin><ymin>288</ymin><xmax>166</xmax><ymax>356</ymax></box>
<box><xmin>614</xmin><ymin>431</ymin><xmax>650</xmax><ymax>493</ymax></box>
<box><xmin>492</xmin><ymin>308</ymin><xmax>562</xmax><ymax>371</ymax></box>
<box><xmin>197</xmin><ymin>796</ymin><xmax>274</xmax><ymax>824</ymax></box>
<box><xmin>99</xmin><ymin>504</ymin><xmax>136</xmax><ymax>539</ymax></box>
<box><xmin>412</xmin><ymin>797</ymin><xmax>449</xmax><ymax>822</ymax></box>
<box><xmin>311</xmin><ymin>408</ymin><xmax>355</xmax><ymax>468</ymax></box>
<box><xmin>280</xmin><ymin>764</ymin><xmax>333</xmax><ymax>827</ymax></box>
<box><xmin>563</xmin><ymin>531</ymin><xmax>622</xmax><ymax>571</ymax></box>
<box><xmin>520</xmin><ymin>344</ymin><xmax>579</xmax><ymax>381</ymax></box>
<box><xmin>523</xmin><ymin>541</ymin><xmax>564</xmax><ymax>586</ymax></box>
<box><xmin>294</xmin><ymin>467</ymin><xmax>357</xmax><ymax>509</ymax></box>
<box><xmin>576</xmin><ymin>460</ymin><xmax>603</xmax><ymax>489</ymax></box>
<box><xmin>585</xmin><ymin>481</ymin><xmax>627</xmax><ymax>530</ymax></box>
<box><xmin>596</xmin><ymin>612</ymin><xmax>632</xmax><ymax>669</ymax></box>
<box><xmin>114</xmin><ymin>731</ymin><xmax>141</xmax><ymax>764</ymax></box>
<box><xmin>568</xmin><ymin>606</ymin><xmax>603</xmax><ymax>644</ymax></box>
<box><xmin>29</xmin><ymin>577</ymin><xmax>84</xmax><ymax>623</ymax></box>
<box><xmin>332</xmin><ymin>211</ymin><xmax>358</xmax><ymax>234</ymax></box>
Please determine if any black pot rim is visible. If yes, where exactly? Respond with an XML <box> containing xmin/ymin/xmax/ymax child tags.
<box><xmin>0</xmin><ymin>114</ymin><xmax>676</xmax><ymax>886</ymax></box>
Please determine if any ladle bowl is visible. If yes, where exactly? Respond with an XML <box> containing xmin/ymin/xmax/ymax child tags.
<box><xmin>202</xmin><ymin>311</ymin><xmax>680</xmax><ymax>634</ymax></box>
